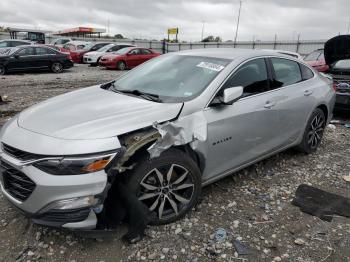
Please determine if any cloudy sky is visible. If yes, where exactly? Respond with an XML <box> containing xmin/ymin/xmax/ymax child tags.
<box><xmin>1</xmin><ymin>0</ymin><xmax>349</xmax><ymax>41</ymax></box>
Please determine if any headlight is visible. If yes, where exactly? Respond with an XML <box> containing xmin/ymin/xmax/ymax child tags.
<box><xmin>33</xmin><ymin>152</ymin><xmax>117</xmax><ymax>175</ymax></box>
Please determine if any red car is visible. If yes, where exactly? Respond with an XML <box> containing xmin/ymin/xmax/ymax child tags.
<box><xmin>70</xmin><ymin>42</ymin><xmax>111</xmax><ymax>63</ymax></box>
<box><xmin>304</xmin><ymin>49</ymin><xmax>329</xmax><ymax>72</ymax></box>
<box><xmin>99</xmin><ymin>47</ymin><xmax>160</xmax><ymax>70</ymax></box>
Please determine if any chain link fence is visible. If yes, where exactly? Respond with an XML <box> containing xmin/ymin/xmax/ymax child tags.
<box><xmin>0</xmin><ymin>32</ymin><xmax>326</xmax><ymax>56</ymax></box>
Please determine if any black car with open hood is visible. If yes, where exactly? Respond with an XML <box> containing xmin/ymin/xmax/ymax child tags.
<box><xmin>324</xmin><ymin>35</ymin><xmax>350</xmax><ymax>112</ymax></box>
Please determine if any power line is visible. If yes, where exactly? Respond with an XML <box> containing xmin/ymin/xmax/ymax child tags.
<box><xmin>234</xmin><ymin>0</ymin><xmax>243</xmax><ymax>46</ymax></box>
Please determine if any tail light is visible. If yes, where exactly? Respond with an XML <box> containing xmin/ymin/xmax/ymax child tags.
<box><xmin>332</xmin><ymin>83</ymin><xmax>337</xmax><ymax>91</ymax></box>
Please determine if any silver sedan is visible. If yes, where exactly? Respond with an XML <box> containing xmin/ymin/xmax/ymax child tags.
<box><xmin>0</xmin><ymin>49</ymin><xmax>335</xmax><ymax>229</ymax></box>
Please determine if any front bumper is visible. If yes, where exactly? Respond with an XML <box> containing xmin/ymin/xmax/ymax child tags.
<box><xmin>83</xmin><ymin>56</ymin><xmax>98</xmax><ymax>64</ymax></box>
<box><xmin>0</xmin><ymin>152</ymin><xmax>107</xmax><ymax>229</ymax></box>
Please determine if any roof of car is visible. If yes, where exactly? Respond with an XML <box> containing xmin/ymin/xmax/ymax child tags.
<box><xmin>175</xmin><ymin>48</ymin><xmax>292</xmax><ymax>60</ymax></box>
<box><xmin>0</xmin><ymin>39</ymin><xmax>32</xmax><ymax>43</ymax></box>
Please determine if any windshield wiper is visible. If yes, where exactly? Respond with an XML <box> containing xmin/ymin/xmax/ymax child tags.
<box><xmin>109</xmin><ymin>83</ymin><xmax>161</xmax><ymax>102</ymax></box>
<box><xmin>119</xmin><ymin>89</ymin><xmax>161</xmax><ymax>102</ymax></box>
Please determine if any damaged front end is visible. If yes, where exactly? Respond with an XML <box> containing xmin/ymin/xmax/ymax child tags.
<box><xmin>94</xmin><ymin>112</ymin><xmax>208</xmax><ymax>240</ymax></box>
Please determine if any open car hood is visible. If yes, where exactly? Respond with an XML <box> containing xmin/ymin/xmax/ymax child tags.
<box><xmin>324</xmin><ymin>35</ymin><xmax>350</xmax><ymax>65</ymax></box>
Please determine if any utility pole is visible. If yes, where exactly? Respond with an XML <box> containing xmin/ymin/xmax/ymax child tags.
<box><xmin>234</xmin><ymin>0</ymin><xmax>243</xmax><ymax>47</ymax></box>
<box><xmin>107</xmin><ymin>19</ymin><xmax>110</xmax><ymax>36</ymax></box>
<box><xmin>201</xmin><ymin>21</ymin><xmax>205</xmax><ymax>41</ymax></box>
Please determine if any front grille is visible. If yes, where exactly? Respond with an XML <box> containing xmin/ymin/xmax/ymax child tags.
<box><xmin>1</xmin><ymin>161</ymin><xmax>36</xmax><ymax>201</ymax></box>
<box><xmin>2</xmin><ymin>143</ymin><xmax>45</xmax><ymax>161</ymax></box>
<box><xmin>331</xmin><ymin>74</ymin><xmax>350</xmax><ymax>94</ymax></box>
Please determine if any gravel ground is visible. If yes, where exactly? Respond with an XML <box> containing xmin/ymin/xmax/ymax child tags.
<box><xmin>0</xmin><ymin>65</ymin><xmax>350</xmax><ymax>262</ymax></box>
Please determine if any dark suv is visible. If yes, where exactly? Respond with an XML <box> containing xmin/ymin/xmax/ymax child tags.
<box><xmin>0</xmin><ymin>45</ymin><xmax>73</xmax><ymax>75</ymax></box>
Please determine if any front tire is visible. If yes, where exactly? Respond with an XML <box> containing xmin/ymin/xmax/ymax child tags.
<box><xmin>125</xmin><ymin>148</ymin><xmax>201</xmax><ymax>225</ymax></box>
<box><xmin>51</xmin><ymin>62</ymin><xmax>63</xmax><ymax>73</ymax></box>
<box><xmin>296</xmin><ymin>108</ymin><xmax>326</xmax><ymax>154</ymax></box>
<box><xmin>0</xmin><ymin>65</ymin><xmax>6</xmax><ymax>75</ymax></box>
<box><xmin>117</xmin><ymin>61</ymin><xmax>126</xmax><ymax>71</ymax></box>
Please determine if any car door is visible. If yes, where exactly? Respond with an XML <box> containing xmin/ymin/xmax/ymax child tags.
<box><xmin>267</xmin><ymin>57</ymin><xmax>317</xmax><ymax>147</ymax></box>
<box><xmin>139</xmin><ymin>49</ymin><xmax>154</xmax><ymax>63</ymax></box>
<box><xmin>126</xmin><ymin>49</ymin><xmax>143</xmax><ymax>67</ymax></box>
<box><xmin>34</xmin><ymin>47</ymin><xmax>52</xmax><ymax>69</ymax></box>
<box><xmin>199</xmin><ymin>58</ymin><xmax>285</xmax><ymax>181</ymax></box>
<box><xmin>6</xmin><ymin>47</ymin><xmax>36</xmax><ymax>71</ymax></box>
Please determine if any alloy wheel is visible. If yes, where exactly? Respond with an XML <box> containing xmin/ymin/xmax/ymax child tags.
<box><xmin>118</xmin><ymin>62</ymin><xmax>126</xmax><ymax>70</ymax></box>
<box><xmin>52</xmin><ymin>62</ymin><xmax>63</xmax><ymax>73</ymax></box>
<box><xmin>307</xmin><ymin>113</ymin><xmax>325</xmax><ymax>149</ymax></box>
<box><xmin>138</xmin><ymin>164</ymin><xmax>195</xmax><ymax>220</ymax></box>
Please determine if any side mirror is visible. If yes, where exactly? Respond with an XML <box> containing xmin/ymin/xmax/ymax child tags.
<box><xmin>220</xmin><ymin>86</ymin><xmax>243</xmax><ymax>104</ymax></box>
<box><xmin>14</xmin><ymin>54</ymin><xmax>19</xmax><ymax>59</ymax></box>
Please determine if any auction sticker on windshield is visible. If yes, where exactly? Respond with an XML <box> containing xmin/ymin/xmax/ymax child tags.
<box><xmin>197</xmin><ymin>62</ymin><xmax>225</xmax><ymax>72</ymax></box>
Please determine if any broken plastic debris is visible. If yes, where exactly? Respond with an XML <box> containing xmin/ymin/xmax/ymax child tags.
<box><xmin>329</xmin><ymin>119</ymin><xmax>344</xmax><ymax>125</ymax></box>
<box><xmin>214</xmin><ymin>228</ymin><xmax>227</xmax><ymax>242</ymax></box>
<box><xmin>327</xmin><ymin>124</ymin><xmax>336</xmax><ymax>131</ymax></box>
<box><xmin>148</xmin><ymin>111</ymin><xmax>207</xmax><ymax>158</ymax></box>
<box><xmin>292</xmin><ymin>184</ymin><xmax>350</xmax><ymax>222</ymax></box>
<box><xmin>343</xmin><ymin>175</ymin><xmax>350</xmax><ymax>182</ymax></box>
<box><xmin>233</xmin><ymin>239</ymin><xmax>252</xmax><ymax>255</ymax></box>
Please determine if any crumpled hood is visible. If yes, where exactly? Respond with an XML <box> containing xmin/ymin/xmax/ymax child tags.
<box><xmin>324</xmin><ymin>35</ymin><xmax>350</xmax><ymax>65</ymax></box>
<box><xmin>18</xmin><ymin>86</ymin><xmax>183</xmax><ymax>140</ymax></box>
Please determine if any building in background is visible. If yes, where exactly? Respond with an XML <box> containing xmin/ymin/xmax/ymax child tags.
<box><xmin>54</xmin><ymin>27</ymin><xmax>106</xmax><ymax>38</ymax></box>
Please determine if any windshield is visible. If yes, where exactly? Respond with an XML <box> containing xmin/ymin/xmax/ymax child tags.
<box><xmin>113</xmin><ymin>47</ymin><xmax>132</xmax><ymax>55</ymax></box>
<box><xmin>97</xmin><ymin>44</ymin><xmax>114</xmax><ymax>52</ymax></box>
<box><xmin>111</xmin><ymin>55</ymin><xmax>231</xmax><ymax>103</ymax></box>
<box><xmin>334</xmin><ymin>59</ymin><xmax>350</xmax><ymax>69</ymax></box>
<box><xmin>82</xmin><ymin>43</ymin><xmax>94</xmax><ymax>50</ymax></box>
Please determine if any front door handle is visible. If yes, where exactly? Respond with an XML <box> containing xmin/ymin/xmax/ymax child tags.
<box><xmin>264</xmin><ymin>101</ymin><xmax>276</xmax><ymax>109</ymax></box>
<box><xmin>304</xmin><ymin>90</ymin><xmax>313</xmax><ymax>96</ymax></box>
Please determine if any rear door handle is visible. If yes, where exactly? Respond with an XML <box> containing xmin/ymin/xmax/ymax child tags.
<box><xmin>264</xmin><ymin>101</ymin><xmax>276</xmax><ymax>109</ymax></box>
<box><xmin>304</xmin><ymin>90</ymin><xmax>313</xmax><ymax>96</ymax></box>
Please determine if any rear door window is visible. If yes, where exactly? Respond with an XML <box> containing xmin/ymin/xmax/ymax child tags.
<box><xmin>141</xmin><ymin>49</ymin><xmax>152</xmax><ymax>55</ymax></box>
<box><xmin>35</xmin><ymin>47</ymin><xmax>50</xmax><ymax>55</ymax></box>
<box><xmin>222</xmin><ymin>58</ymin><xmax>270</xmax><ymax>97</ymax></box>
<box><xmin>300</xmin><ymin>64</ymin><xmax>314</xmax><ymax>80</ymax></box>
<box><xmin>271</xmin><ymin>58</ymin><xmax>302</xmax><ymax>88</ymax></box>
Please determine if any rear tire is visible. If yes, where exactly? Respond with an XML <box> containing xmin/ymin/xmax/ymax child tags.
<box><xmin>51</xmin><ymin>62</ymin><xmax>63</xmax><ymax>73</ymax></box>
<box><xmin>0</xmin><ymin>65</ymin><xmax>6</xmax><ymax>75</ymax></box>
<box><xmin>124</xmin><ymin>148</ymin><xmax>201</xmax><ymax>225</ymax></box>
<box><xmin>117</xmin><ymin>61</ymin><xmax>126</xmax><ymax>71</ymax></box>
<box><xmin>296</xmin><ymin>108</ymin><xmax>326</xmax><ymax>154</ymax></box>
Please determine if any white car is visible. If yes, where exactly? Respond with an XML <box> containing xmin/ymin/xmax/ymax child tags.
<box><xmin>51</xmin><ymin>38</ymin><xmax>72</xmax><ymax>47</ymax></box>
<box><xmin>83</xmin><ymin>43</ymin><xmax>134</xmax><ymax>66</ymax></box>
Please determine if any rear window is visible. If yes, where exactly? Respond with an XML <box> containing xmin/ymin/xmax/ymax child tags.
<box><xmin>271</xmin><ymin>58</ymin><xmax>302</xmax><ymax>87</ymax></box>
